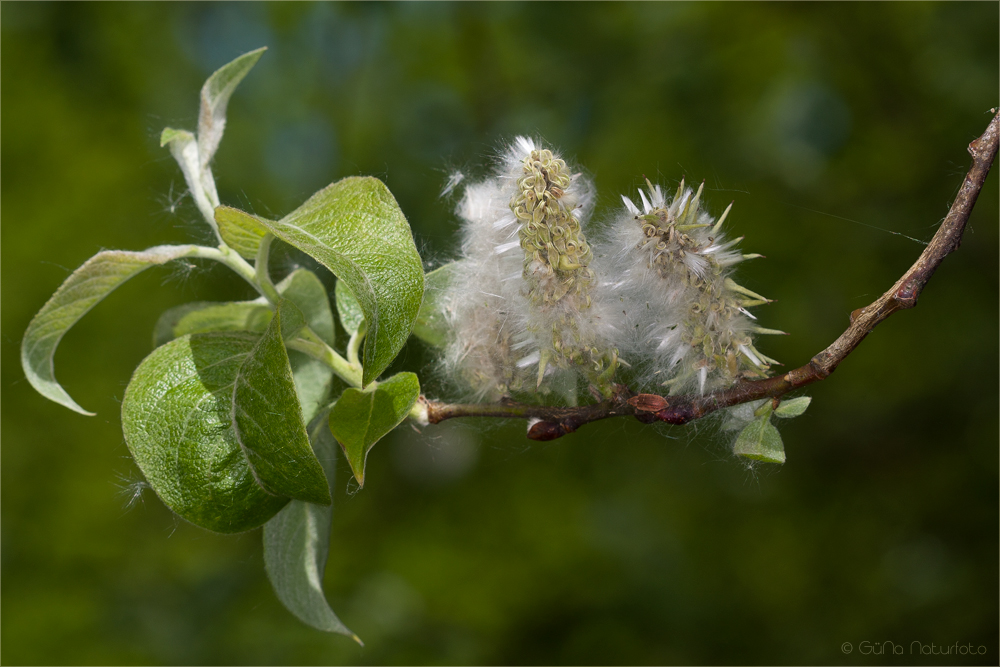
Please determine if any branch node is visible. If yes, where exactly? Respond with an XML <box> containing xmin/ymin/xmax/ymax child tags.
<box><xmin>527</xmin><ymin>420</ymin><xmax>574</xmax><ymax>441</ymax></box>
<box><xmin>807</xmin><ymin>358</ymin><xmax>833</xmax><ymax>380</ymax></box>
<box><xmin>654</xmin><ymin>406</ymin><xmax>695</xmax><ymax>425</ymax></box>
<box><xmin>784</xmin><ymin>365</ymin><xmax>817</xmax><ymax>387</ymax></box>
<box><xmin>893</xmin><ymin>278</ymin><xmax>920</xmax><ymax>308</ymax></box>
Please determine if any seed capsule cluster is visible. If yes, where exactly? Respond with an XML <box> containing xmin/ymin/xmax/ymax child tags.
<box><xmin>439</xmin><ymin>137</ymin><xmax>777</xmax><ymax>403</ymax></box>
<box><xmin>597</xmin><ymin>179</ymin><xmax>780</xmax><ymax>395</ymax></box>
<box><xmin>512</xmin><ymin>146</ymin><xmax>616</xmax><ymax>392</ymax></box>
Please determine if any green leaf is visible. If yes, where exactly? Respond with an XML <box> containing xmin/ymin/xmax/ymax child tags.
<box><xmin>215</xmin><ymin>205</ymin><xmax>269</xmax><ymax>260</ymax></box>
<box><xmin>412</xmin><ymin>262</ymin><xmax>458</xmax><ymax>348</ymax></box>
<box><xmin>329</xmin><ymin>372</ymin><xmax>420</xmax><ymax>487</ymax></box>
<box><xmin>276</xmin><ymin>270</ymin><xmax>336</xmax><ymax>423</ymax></box>
<box><xmin>774</xmin><ymin>396</ymin><xmax>812</xmax><ymax>419</ymax></box>
<box><xmin>217</xmin><ymin>176</ymin><xmax>424</xmax><ymax>386</ymax></box>
<box><xmin>334</xmin><ymin>280</ymin><xmax>365</xmax><ymax>337</ymax></box>
<box><xmin>198</xmin><ymin>47</ymin><xmax>267</xmax><ymax>169</ymax></box>
<box><xmin>121</xmin><ymin>333</ymin><xmax>290</xmax><ymax>532</ymax></box>
<box><xmin>232</xmin><ymin>303</ymin><xmax>330</xmax><ymax>505</ymax></box>
<box><xmin>263</xmin><ymin>416</ymin><xmax>362</xmax><ymax>644</ymax></box>
<box><xmin>277</xmin><ymin>268</ymin><xmax>335</xmax><ymax>346</ymax></box>
<box><xmin>276</xmin><ymin>269</ymin><xmax>335</xmax><ymax>423</ymax></box>
<box><xmin>153</xmin><ymin>301</ymin><xmax>218</xmax><ymax>348</ymax></box>
<box><xmin>152</xmin><ymin>268</ymin><xmax>331</xmax><ymax>346</ymax></box>
<box><xmin>22</xmin><ymin>245</ymin><xmax>206</xmax><ymax>415</ymax></box>
<box><xmin>161</xmin><ymin>48</ymin><xmax>265</xmax><ymax>232</ymax></box>
<box><xmin>153</xmin><ymin>301</ymin><xmax>272</xmax><ymax>347</ymax></box>
<box><xmin>290</xmin><ymin>352</ymin><xmax>334</xmax><ymax>426</ymax></box>
<box><xmin>152</xmin><ymin>273</ymin><xmax>335</xmax><ymax>422</ymax></box>
<box><xmin>733</xmin><ymin>416</ymin><xmax>786</xmax><ymax>464</ymax></box>
<box><xmin>273</xmin><ymin>297</ymin><xmax>308</xmax><ymax>341</ymax></box>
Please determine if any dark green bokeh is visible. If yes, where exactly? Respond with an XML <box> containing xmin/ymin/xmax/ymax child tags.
<box><xmin>2</xmin><ymin>3</ymin><xmax>997</xmax><ymax>664</ymax></box>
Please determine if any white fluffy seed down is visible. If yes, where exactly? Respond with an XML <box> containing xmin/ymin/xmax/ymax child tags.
<box><xmin>437</xmin><ymin>140</ymin><xmax>778</xmax><ymax>402</ymax></box>
<box><xmin>592</xmin><ymin>179</ymin><xmax>778</xmax><ymax>395</ymax></box>
<box><xmin>438</xmin><ymin>137</ymin><xmax>615</xmax><ymax>401</ymax></box>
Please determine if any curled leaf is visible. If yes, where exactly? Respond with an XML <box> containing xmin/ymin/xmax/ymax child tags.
<box><xmin>121</xmin><ymin>333</ymin><xmax>290</xmax><ymax>532</ymax></box>
<box><xmin>232</xmin><ymin>302</ymin><xmax>330</xmax><ymax>505</ymax></box>
<box><xmin>198</xmin><ymin>47</ymin><xmax>267</xmax><ymax>170</ymax></box>
<box><xmin>162</xmin><ymin>47</ymin><xmax>266</xmax><ymax>234</ymax></box>
<box><xmin>161</xmin><ymin>127</ymin><xmax>216</xmax><ymax>227</ymax></box>
<box><xmin>217</xmin><ymin>176</ymin><xmax>424</xmax><ymax>386</ymax></box>
<box><xmin>22</xmin><ymin>245</ymin><xmax>207</xmax><ymax>415</ymax></box>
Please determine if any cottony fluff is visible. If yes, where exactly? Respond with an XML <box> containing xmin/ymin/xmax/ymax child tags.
<box><xmin>439</xmin><ymin>137</ymin><xmax>617</xmax><ymax>401</ymax></box>
<box><xmin>594</xmin><ymin>179</ymin><xmax>781</xmax><ymax>395</ymax></box>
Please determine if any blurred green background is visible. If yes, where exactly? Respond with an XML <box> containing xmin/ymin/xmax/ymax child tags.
<box><xmin>2</xmin><ymin>3</ymin><xmax>997</xmax><ymax>665</ymax></box>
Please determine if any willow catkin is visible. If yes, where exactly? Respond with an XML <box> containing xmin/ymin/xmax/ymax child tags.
<box><xmin>439</xmin><ymin>137</ymin><xmax>617</xmax><ymax>401</ymax></box>
<box><xmin>594</xmin><ymin>179</ymin><xmax>781</xmax><ymax>395</ymax></box>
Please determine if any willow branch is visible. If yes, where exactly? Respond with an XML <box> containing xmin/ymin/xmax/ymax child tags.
<box><xmin>422</xmin><ymin>109</ymin><xmax>1000</xmax><ymax>441</ymax></box>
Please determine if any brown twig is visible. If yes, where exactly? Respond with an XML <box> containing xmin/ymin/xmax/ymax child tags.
<box><xmin>423</xmin><ymin>110</ymin><xmax>1000</xmax><ymax>441</ymax></box>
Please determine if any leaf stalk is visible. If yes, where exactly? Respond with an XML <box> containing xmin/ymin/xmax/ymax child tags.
<box><xmin>288</xmin><ymin>328</ymin><xmax>363</xmax><ymax>388</ymax></box>
<box><xmin>254</xmin><ymin>233</ymin><xmax>281</xmax><ymax>305</ymax></box>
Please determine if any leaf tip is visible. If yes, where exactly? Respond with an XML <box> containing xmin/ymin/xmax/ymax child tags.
<box><xmin>234</xmin><ymin>46</ymin><xmax>268</xmax><ymax>72</ymax></box>
<box><xmin>351</xmin><ymin>633</ymin><xmax>364</xmax><ymax>647</ymax></box>
<box><xmin>306</xmin><ymin>478</ymin><xmax>333</xmax><ymax>506</ymax></box>
<box><xmin>49</xmin><ymin>394</ymin><xmax>97</xmax><ymax>416</ymax></box>
<box><xmin>159</xmin><ymin>127</ymin><xmax>192</xmax><ymax>148</ymax></box>
<box><xmin>334</xmin><ymin>435</ymin><xmax>367</xmax><ymax>489</ymax></box>
<box><xmin>242</xmin><ymin>46</ymin><xmax>268</xmax><ymax>62</ymax></box>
